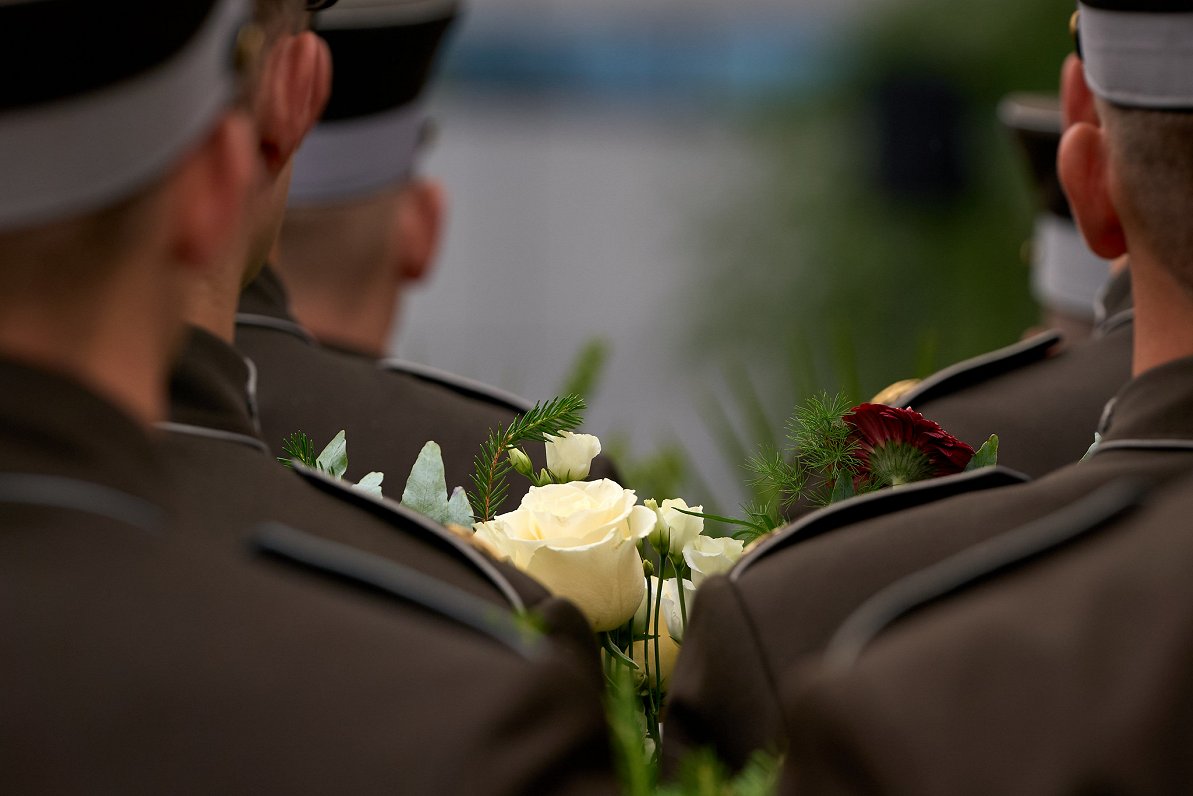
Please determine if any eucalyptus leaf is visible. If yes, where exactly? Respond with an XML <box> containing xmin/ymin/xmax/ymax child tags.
<box><xmin>354</xmin><ymin>471</ymin><xmax>385</xmax><ymax>497</ymax></box>
<box><xmin>316</xmin><ymin>430</ymin><xmax>349</xmax><ymax>479</ymax></box>
<box><xmin>446</xmin><ymin>486</ymin><xmax>475</xmax><ymax>527</ymax></box>
<box><xmin>402</xmin><ymin>441</ymin><xmax>458</xmax><ymax>526</ymax></box>
<box><xmin>965</xmin><ymin>434</ymin><xmax>999</xmax><ymax>471</ymax></box>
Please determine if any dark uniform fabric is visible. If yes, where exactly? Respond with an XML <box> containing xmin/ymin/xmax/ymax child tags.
<box><xmin>903</xmin><ymin>268</ymin><xmax>1133</xmax><ymax>477</ymax></box>
<box><xmin>0</xmin><ymin>357</ymin><xmax>616</xmax><ymax>794</ymax></box>
<box><xmin>783</xmin><ymin>469</ymin><xmax>1193</xmax><ymax>795</ymax></box>
<box><xmin>665</xmin><ymin>352</ymin><xmax>1193</xmax><ymax>772</ymax></box>
<box><xmin>159</xmin><ymin>326</ymin><xmax>601</xmax><ymax>674</ymax></box>
<box><xmin>235</xmin><ymin>266</ymin><xmax>619</xmax><ymax>513</ymax></box>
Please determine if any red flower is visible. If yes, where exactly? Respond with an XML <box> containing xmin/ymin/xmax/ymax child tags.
<box><xmin>843</xmin><ymin>403</ymin><xmax>975</xmax><ymax>488</ymax></box>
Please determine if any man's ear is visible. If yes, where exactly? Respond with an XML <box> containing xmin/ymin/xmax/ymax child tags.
<box><xmin>256</xmin><ymin>31</ymin><xmax>332</xmax><ymax>173</ymax></box>
<box><xmin>169</xmin><ymin>112</ymin><xmax>256</xmax><ymax>269</ymax></box>
<box><xmin>1061</xmin><ymin>53</ymin><xmax>1098</xmax><ymax>129</ymax></box>
<box><xmin>1058</xmin><ymin>121</ymin><xmax>1126</xmax><ymax>259</ymax></box>
<box><xmin>392</xmin><ymin>179</ymin><xmax>446</xmax><ymax>284</ymax></box>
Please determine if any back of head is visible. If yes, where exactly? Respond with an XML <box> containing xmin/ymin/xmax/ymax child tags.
<box><xmin>275</xmin><ymin>0</ymin><xmax>460</xmax><ymax>352</ymax></box>
<box><xmin>1073</xmin><ymin>0</ymin><xmax>1193</xmax><ymax>294</ymax></box>
<box><xmin>0</xmin><ymin>0</ymin><xmax>258</xmax><ymax>421</ymax></box>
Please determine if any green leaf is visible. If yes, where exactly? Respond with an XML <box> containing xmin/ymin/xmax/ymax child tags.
<box><xmin>353</xmin><ymin>471</ymin><xmax>384</xmax><ymax>497</ymax></box>
<box><xmin>446</xmin><ymin>486</ymin><xmax>474</xmax><ymax>528</ymax></box>
<box><xmin>829</xmin><ymin>473</ymin><xmax>855</xmax><ymax>504</ymax></box>
<box><xmin>401</xmin><ymin>442</ymin><xmax>457</xmax><ymax>525</ymax></box>
<box><xmin>316</xmin><ymin>430</ymin><xmax>348</xmax><ymax>478</ymax></box>
<box><xmin>965</xmin><ymin>434</ymin><xmax>999</xmax><ymax>471</ymax></box>
<box><xmin>601</xmin><ymin>631</ymin><xmax>640</xmax><ymax>671</ymax></box>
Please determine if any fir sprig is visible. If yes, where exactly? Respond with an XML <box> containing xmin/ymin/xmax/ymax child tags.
<box><xmin>745</xmin><ymin>446</ymin><xmax>806</xmax><ymax>511</ymax></box>
<box><xmin>279</xmin><ymin>431</ymin><xmax>319</xmax><ymax>469</ymax></box>
<box><xmin>788</xmin><ymin>392</ymin><xmax>859</xmax><ymax>479</ymax></box>
<box><xmin>468</xmin><ymin>395</ymin><xmax>586</xmax><ymax>522</ymax></box>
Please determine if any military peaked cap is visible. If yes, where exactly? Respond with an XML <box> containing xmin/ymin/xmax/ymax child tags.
<box><xmin>0</xmin><ymin>0</ymin><xmax>251</xmax><ymax>230</ymax></box>
<box><xmin>289</xmin><ymin>0</ymin><xmax>460</xmax><ymax>204</ymax></box>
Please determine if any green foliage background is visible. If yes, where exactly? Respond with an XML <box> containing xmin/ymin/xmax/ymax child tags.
<box><xmin>604</xmin><ymin>0</ymin><xmax>1081</xmax><ymax>510</ymax></box>
<box><xmin>686</xmin><ymin>0</ymin><xmax>1078</xmax><ymax>402</ymax></box>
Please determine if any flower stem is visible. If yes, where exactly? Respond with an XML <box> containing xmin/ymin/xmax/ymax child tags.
<box><xmin>675</xmin><ymin>564</ymin><xmax>688</xmax><ymax>630</ymax></box>
<box><xmin>652</xmin><ymin>567</ymin><xmax>666</xmax><ymax>706</ymax></box>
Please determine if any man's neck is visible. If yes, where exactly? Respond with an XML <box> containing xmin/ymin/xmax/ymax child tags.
<box><xmin>1130</xmin><ymin>253</ymin><xmax>1193</xmax><ymax>376</ymax></box>
<box><xmin>0</xmin><ymin>278</ymin><xmax>177</xmax><ymax>425</ymax></box>
<box><xmin>285</xmin><ymin>277</ymin><xmax>399</xmax><ymax>358</ymax></box>
<box><xmin>183</xmin><ymin>275</ymin><xmax>240</xmax><ymax>344</ymax></box>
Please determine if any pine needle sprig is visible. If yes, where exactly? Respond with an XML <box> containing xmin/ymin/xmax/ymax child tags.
<box><xmin>278</xmin><ymin>431</ymin><xmax>319</xmax><ymax>469</ymax></box>
<box><xmin>745</xmin><ymin>445</ymin><xmax>807</xmax><ymax>510</ymax></box>
<box><xmin>468</xmin><ymin>394</ymin><xmax>586</xmax><ymax>522</ymax></box>
<box><xmin>788</xmin><ymin>392</ymin><xmax>860</xmax><ymax>479</ymax></box>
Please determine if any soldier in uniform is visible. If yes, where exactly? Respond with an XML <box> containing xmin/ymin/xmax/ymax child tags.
<box><xmin>665</xmin><ymin>1</ymin><xmax>1193</xmax><ymax>774</ymax></box>
<box><xmin>160</xmin><ymin>0</ymin><xmax>603</xmax><ymax>666</ymax></box>
<box><xmin>0</xmin><ymin>2</ymin><xmax>617</xmax><ymax>791</ymax></box>
<box><xmin>782</xmin><ymin>467</ymin><xmax>1193</xmax><ymax>792</ymax></box>
<box><xmin>236</xmin><ymin>0</ymin><xmax>618</xmax><ymax>505</ymax></box>
<box><xmin>878</xmin><ymin>60</ymin><xmax>1131</xmax><ymax>479</ymax></box>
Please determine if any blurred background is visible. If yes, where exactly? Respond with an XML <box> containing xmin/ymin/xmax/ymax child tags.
<box><xmin>391</xmin><ymin>0</ymin><xmax>1079</xmax><ymax>511</ymax></box>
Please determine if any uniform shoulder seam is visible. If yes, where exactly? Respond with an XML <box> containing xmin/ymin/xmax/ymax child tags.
<box><xmin>901</xmin><ymin>331</ymin><xmax>1063</xmax><ymax>408</ymax></box>
<box><xmin>376</xmin><ymin>358</ymin><xmax>533</xmax><ymax>413</ymax></box>
<box><xmin>732</xmin><ymin>467</ymin><xmax>1030</xmax><ymax>579</ymax></box>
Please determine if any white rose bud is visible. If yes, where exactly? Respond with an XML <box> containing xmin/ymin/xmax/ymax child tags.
<box><xmin>648</xmin><ymin>497</ymin><xmax>704</xmax><ymax>558</ymax></box>
<box><xmin>661</xmin><ymin>577</ymin><xmax>697</xmax><ymax>643</ymax></box>
<box><xmin>507</xmin><ymin>447</ymin><xmax>535</xmax><ymax>479</ymax></box>
<box><xmin>683</xmin><ymin>534</ymin><xmax>746</xmax><ymax>587</ymax></box>
<box><xmin>544</xmin><ymin>432</ymin><xmax>602</xmax><ymax>482</ymax></box>
<box><xmin>473</xmin><ymin>479</ymin><xmax>654</xmax><ymax>631</ymax></box>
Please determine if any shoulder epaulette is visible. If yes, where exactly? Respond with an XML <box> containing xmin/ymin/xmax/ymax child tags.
<box><xmin>288</xmin><ymin>463</ymin><xmax>527</xmax><ymax>612</ymax></box>
<box><xmin>0</xmin><ymin>473</ymin><xmax>164</xmax><ymax>533</ymax></box>
<box><xmin>733</xmin><ymin>466</ymin><xmax>1030</xmax><ymax>580</ymax></box>
<box><xmin>250</xmin><ymin>522</ymin><xmax>542</xmax><ymax>659</ymax></box>
<box><xmin>900</xmin><ymin>331</ymin><xmax>1063</xmax><ymax>408</ymax></box>
<box><xmin>376</xmin><ymin>358</ymin><xmax>533</xmax><ymax>414</ymax></box>
<box><xmin>822</xmin><ymin>478</ymin><xmax>1146</xmax><ymax>668</ymax></box>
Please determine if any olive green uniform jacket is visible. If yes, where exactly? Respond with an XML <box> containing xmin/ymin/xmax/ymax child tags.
<box><xmin>901</xmin><ymin>269</ymin><xmax>1133</xmax><ymax>478</ymax></box>
<box><xmin>783</xmin><ymin>468</ymin><xmax>1193</xmax><ymax>795</ymax></box>
<box><xmin>235</xmin><ymin>267</ymin><xmax>617</xmax><ymax>513</ymax></box>
<box><xmin>665</xmin><ymin>353</ymin><xmax>1193</xmax><ymax>772</ymax></box>
<box><xmin>0</xmin><ymin>358</ymin><xmax>616</xmax><ymax>794</ymax></box>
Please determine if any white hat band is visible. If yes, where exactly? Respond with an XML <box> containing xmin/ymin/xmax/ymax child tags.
<box><xmin>1079</xmin><ymin>3</ymin><xmax>1193</xmax><ymax>109</ymax></box>
<box><xmin>1031</xmin><ymin>213</ymin><xmax>1113</xmax><ymax>320</ymax></box>
<box><xmin>288</xmin><ymin>101</ymin><xmax>425</xmax><ymax>206</ymax></box>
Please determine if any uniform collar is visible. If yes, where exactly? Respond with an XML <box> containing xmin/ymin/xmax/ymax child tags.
<box><xmin>1100</xmin><ymin>354</ymin><xmax>1193</xmax><ymax>442</ymax></box>
<box><xmin>238</xmin><ymin>264</ymin><xmax>293</xmax><ymax>321</ymax></box>
<box><xmin>1093</xmin><ymin>267</ymin><xmax>1134</xmax><ymax>338</ymax></box>
<box><xmin>0</xmin><ymin>356</ymin><xmax>167</xmax><ymax>501</ymax></box>
<box><xmin>167</xmin><ymin>326</ymin><xmax>263</xmax><ymax>441</ymax></box>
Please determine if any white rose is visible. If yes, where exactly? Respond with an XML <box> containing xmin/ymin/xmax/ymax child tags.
<box><xmin>544</xmin><ymin>432</ymin><xmax>602</xmax><ymax>482</ymax></box>
<box><xmin>473</xmin><ymin>479</ymin><xmax>654</xmax><ymax>631</ymax></box>
<box><xmin>683</xmin><ymin>535</ymin><xmax>746</xmax><ymax>587</ymax></box>
<box><xmin>646</xmin><ymin>497</ymin><xmax>704</xmax><ymax>557</ymax></box>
